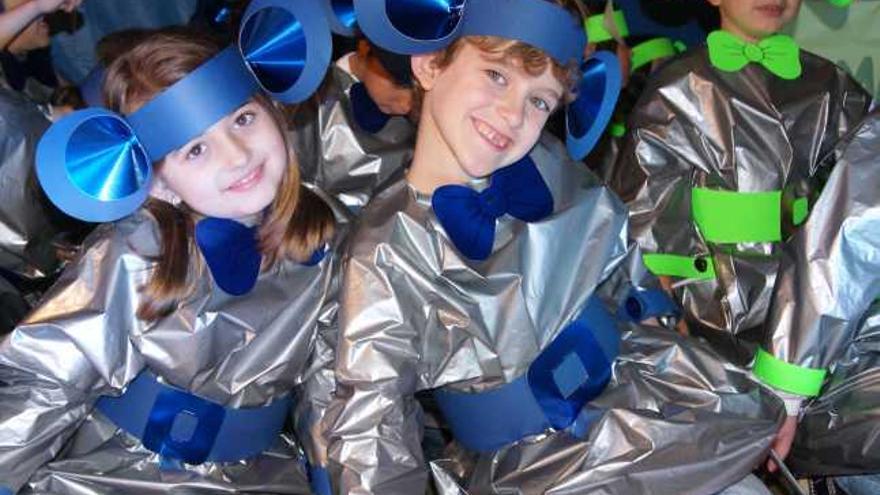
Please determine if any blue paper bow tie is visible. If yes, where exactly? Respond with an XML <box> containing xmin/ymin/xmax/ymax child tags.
<box><xmin>350</xmin><ymin>82</ymin><xmax>391</xmax><ymax>133</ymax></box>
<box><xmin>194</xmin><ymin>217</ymin><xmax>327</xmax><ymax>296</ymax></box>
<box><xmin>432</xmin><ymin>157</ymin><xmax>553</xmax><ymax>260</ymax></box>
<box><xmin>195</xmin><ymin>218</ymin><xmax>262</xmax><ymax>296</ymax></box>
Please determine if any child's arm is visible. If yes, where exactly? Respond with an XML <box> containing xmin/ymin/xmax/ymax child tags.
<box><xmin>0</xmin><ymin>0</ymin><xmax>80</xmax><ymax>49</ymax></box>
<box><xmin>324</xmin><ymin>252</ymin><xmax>428</xmax><ymax>495</ymax></box>
<box><xmin>0</xmin><ymin>220</ymin><xmax>145</xmax><ymax>492</ymax></box>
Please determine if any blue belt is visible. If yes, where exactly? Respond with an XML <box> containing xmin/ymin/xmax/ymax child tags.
<box><xmin>95</xmin><ymin>370</ymin><xmax>292</xmax><ymax>464</ymax></box>
<box><xmin>434</xmin><ymin>296</ymin><xmax>621</xmax><ymax>452</ymax></box>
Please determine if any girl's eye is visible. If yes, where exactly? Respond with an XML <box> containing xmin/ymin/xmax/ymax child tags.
<box><xmin>185</xmin><ymin>143</ymin><xmax>207</xmax><ymax>160</ymax></box>
<box><xmin>235</xmin><ymin>111</ymin><xmax>256</xmax><ymax>127</ymax></box>
<box><xmin>530</xmin><ymin>96</ymin><xmax>551</xmax><ymax>112</ymax></box>
<box><xmin>486</xmin><ymin>69</ymin><xmax>507</xmax><ymax>85</ymax></box>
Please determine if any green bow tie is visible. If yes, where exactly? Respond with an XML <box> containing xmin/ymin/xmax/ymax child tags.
<box><xmin>707</xmin><ymin>30</ymin><xmax>802</xmax><ymax>80</ymax></box>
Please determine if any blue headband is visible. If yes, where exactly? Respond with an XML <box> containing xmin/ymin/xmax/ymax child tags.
<box><xmin>36</xmin><ymin>0</ymin><xmax>333</xmax><ymax>223</ymax></box>
<box><xmin>319</xmin><ymin>0</ymin><xmax>358</xmax><ymax>36</ymax></box>
<box><xmin>353</xmin><ymin>0</ymin><xmax>619</xmax><ymax>160</ymax></box>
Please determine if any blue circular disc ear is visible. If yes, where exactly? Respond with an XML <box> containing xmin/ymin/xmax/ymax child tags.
<box><xmin>353</xmin><ymin>0</ymin><xmax>467</xmax><ymax>54</ymax></box>
<box><xmin>566</xmin><ymin>50</ymin><xmax>622</xmax><ymax>161</ymax></box>
<box><xmin>320</xmin><ymin>0</ymin><xmax>357</xmax><ymax>36</ymax></box>
<box><xmin>36</xmin><ymin>108</ymin><xmax>152</xmax><ymax>222</ymax></box>
<box><xmin>239</xmin><ymin>0</ymin><xmax>333</xmax><ymax>103</ymax></box>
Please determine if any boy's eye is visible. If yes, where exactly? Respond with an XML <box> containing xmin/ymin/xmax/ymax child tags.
<box><xmin>235</xmin><ymin>110</ymin><xmax>256</xmax><ymax>127</ymax></box>
<box><xmin>185</xmin><ymin>143</ymin><xmax>207</xmax><ymax>160</ymax></box>
<box><xmin>530</xmin><ymin>96</ymin><xmax>551</xmax><ymax>112</ymax></box>
<box><xmin>485</xmin><ymin>69</ymin><xmax>507</xmax><ymax>85</ymax></box>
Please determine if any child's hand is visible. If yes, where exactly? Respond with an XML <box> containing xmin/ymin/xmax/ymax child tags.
<box><xmin>35</xmin><ymin>0</ymin><xmax>82</xmax><ymax>14</ymax></box>
<box><xmin>767</xmin><ymin>415</ymin><xmax>798</xmax><ymax>472</ymax></box>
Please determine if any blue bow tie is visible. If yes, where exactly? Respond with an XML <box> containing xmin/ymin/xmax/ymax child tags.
<box><xmin>195</xmin><ymin>217</ymin><xmax>262</xmax><ymax>296</ymax></box>
<box><xmin>195</xmin><ymin>217</ymin><xmax>327</xmax><ymax>296</ymax></box>
<box><xmin>432</xmin><ymin>157</ymin><xmax>553</xmax><ymax>260</ymax></box>
<box><xmin>350</xmin><ymin>82</ymin><xmax>391</xmax><ymax>133</ymax></box>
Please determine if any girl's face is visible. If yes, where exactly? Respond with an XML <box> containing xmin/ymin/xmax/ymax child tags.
<box><xmin>415</xmin><ymin>43</ymin><xmax>564</xmax><ymax>182</ymax></box>
<box><xmin>708</xmin><ymin>0</ymin><xmax>802</xmax><ymax>42</ymax></box>
<box><xmin>154</xmin><ymin>101</ymin><xmax>287</xmax><ymax>220</ymax></box>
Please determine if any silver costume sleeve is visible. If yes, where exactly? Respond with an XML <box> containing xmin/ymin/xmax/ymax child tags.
<box><xmin>0</xmin><ymin>219</ymin><xmax>147</xmax><ymax>491</ymax></box>
<box><xmin>758</xmin><ymin>111</ymin><xmax>880</xmax><ymax>398</ymax></box>
<box><xmin>325</xmin><ymin>248</ymin><xmax>427</xmax><ymax>495</ymax></box>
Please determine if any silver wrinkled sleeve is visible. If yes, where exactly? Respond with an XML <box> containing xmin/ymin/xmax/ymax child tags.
<box><xmin>0</xmin><ymin>88</ymin><xmax>61</xmax><ymax>282</ymax></box>
<box><xmin>0</xmin><ymin>219</ymin><xmax>147</xmax><ymax>492</ymax></box>
<box><xmin>767</xmin><ymin>111</ymin><xmax>880</xmax><ymax>474</ymax></box>
<box><xmin>609</xmin><ymin>48</ymin><xmax>872</xmax><ymax>359</ymax></box>
<box><xmin>763</xmin><ymin>111</ymin><xmax>880</xmax><ymax>376</ymax></box>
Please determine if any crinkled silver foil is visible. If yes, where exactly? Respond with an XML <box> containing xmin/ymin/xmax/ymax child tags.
<box><xmin>609</xmin><ymin>47</ymin><xmax>872</xmax><ymax>363</ymax></box>
<box><xmin>324</xmin><ymin>134</ymin><xmax>784</xmax><ymax>494</ymax></box>
<box><xmin>762</xmin><ymin>111</ymin><xmax>880</xmax><ymax>475</ymax></box>
<box><xmin>0</xmin><ymin>210</ymin><xmax>340</xmax><ymax>494</ymax></box>
<box><xmin>291</xmin><ymin>66</ymin><xmax>414</xmax><ymax>216</ymax></box>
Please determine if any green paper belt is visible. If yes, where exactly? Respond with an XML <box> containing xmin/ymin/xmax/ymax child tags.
<box><xmin>631</xmin><ymin>38</ymin><xmax>680</xmax><ymax>72</ymax></box>
<box><xmin>753</xmin><ymin>348</ymin><xmax>827</xmax><ymax>397</ymax></box>
<box><xmin>585</xmin><ymin>10</ymin><xmax>629</xmax><ymax>44</ymax></box>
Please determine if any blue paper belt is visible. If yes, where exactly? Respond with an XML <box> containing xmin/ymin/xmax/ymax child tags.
<box><xmin>95</xmin><ymin>369</ymin><xmax>292</xmax><ymax>464</ymax></box>
<box><xmin>434</xmin><ymin>296</ymin><xmax>621</xmax><ymax>452</ymax></box>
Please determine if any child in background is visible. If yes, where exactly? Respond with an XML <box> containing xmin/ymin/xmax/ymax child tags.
<box><xmin>0</xmin><ymin>3</ymin><xmax>339</xmax><ymax>492</ymax></box>
<box><xmin>0</xmin><ymin>0</ymin><xmax>80</xmax><ymax>104</ymax></box>
<box><xmin>292</xmin><ymin>28</ymin><xmax>416</xmax><ymax>216</ymax></box>
<box><xmin>759</xmin><ymin>110</ymin><xmax>880</xmax><ymax>493</ymax></box>
<box><xmin>609</xmin><ymin>0</ymin><xmax>871</xmax><ymax>366</ymax></box>
<box><xmin>324</xmin><ymin>1</ymin><xmax>784</xmax><ymax>493</ymax></box>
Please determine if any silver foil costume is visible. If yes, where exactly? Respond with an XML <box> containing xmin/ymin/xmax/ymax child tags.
<box><xmin>609</xmin><ymin>46</ymin><xmax>872</xmax><ymax>363</ymax></box>
<box><xmin>291</xmin><ymin>65</ymin><xmax>414</xmax><ymax>216</ymax></box>
<box><xmin>324</xmin><ymin>133</ymin><xmax>785</xmax><ymax>495</ymax></box>
<box><xmin>0</xmin><ymin>210</ymin><xmax>340</xmax><ymax>494</ymax></box>
<box><xmin>761</xmin><ymin>111</ymin><xmax>880</xmax><ymax>475</ymax></box>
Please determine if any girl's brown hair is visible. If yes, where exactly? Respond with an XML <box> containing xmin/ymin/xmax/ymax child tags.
<box><xmin>104</xmin><ymin>30</ymin><xmax>335</xmax><ymax>321</ymax></box>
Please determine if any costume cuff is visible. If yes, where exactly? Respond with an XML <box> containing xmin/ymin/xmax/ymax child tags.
<box><xmin>642</xmin><ymin>253</ymin><xmax>715</xmax><ymax>280</ymax></box>
<box><xmin>753</xmin><ymin>348</ymin><xmax>826</xmax><ymax>397</ymax></box>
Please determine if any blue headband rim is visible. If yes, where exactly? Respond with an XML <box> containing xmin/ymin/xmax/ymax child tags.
<box><xmin>565</xmin><ymin>50</ymin><xmax>622</xmax><ymax>160</ymax></box>
<box><xmin>320</xmin><ymin>0</ymin><xmax>357</xmax><ymax>36</ymax></box>
<box><xmin>36</xmin><ymin>108</ymin><xmax>152</xmax><ymax>222</ymax></box>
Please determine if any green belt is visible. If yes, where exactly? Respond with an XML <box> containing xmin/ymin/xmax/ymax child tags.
<box><xmin>644</xmin><ymin>188</ymin><xmax>808</xmax><ymax>278</ymax></box>
<box><xmin>630</xmin><ymin>38</ymin><xmax>683</xmax><ymax>72</ymax></box>
<box><xmin>584</xmin><ymin>10</ymin><xmax>629</xmax><ymax>44</ymax></box>
<box><xmin>753</xmin><ymin>349</ymin><xmax>826</xmax><ymax>397</ymax></box>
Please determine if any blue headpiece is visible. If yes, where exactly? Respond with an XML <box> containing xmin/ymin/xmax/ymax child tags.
<box><xmin>36</xmin><ymin>0</ymin><xmax>333</xmax><ymax>223</ymax></box>
<box><xmin>353</xmin><ymin>0</ymin><xmax>621</xmax><ymax>160</ymax></box>
<box><xmin>318</xmin><ymin>0</ymin><xmax>358</xmax><ymax>36</ymax></box>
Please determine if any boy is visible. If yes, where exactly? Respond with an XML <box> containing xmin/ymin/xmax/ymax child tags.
<box><xmin>324</xmin><ymin>1</ymin><xmax>784</xmax><ymax>493</ymax></box>
<box><xmin>760</xmin><ymin>110</ymin><xmax>880</xmax><ymax>492</ymax></box>
<box><xmin>292</xmin><ymin>36</ymin><xmax>415</xmax><ymax>215</ymax></box>
<box><xmin>609</xmin><ymin>0</ymin><xmax>872</xmax><ymax>366</ymax></box>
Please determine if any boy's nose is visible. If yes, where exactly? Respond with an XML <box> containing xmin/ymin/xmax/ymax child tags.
<box><xmin>497</xmin><ymin>93</ymin><xmax>525</xmax><ymax>129</ymax></box>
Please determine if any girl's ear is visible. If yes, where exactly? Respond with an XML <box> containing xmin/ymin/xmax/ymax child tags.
<box><xmin>149</xmin><ymin>175</ymin><xmax>181</xmax><ymax>206</ymax></box>
<box><xmin>411</xmin><ymin>52</ymin><xmax>441</xmax><ymax>91</ymax></box>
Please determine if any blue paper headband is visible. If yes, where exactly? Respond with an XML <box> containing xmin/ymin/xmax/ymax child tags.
<box><xmin>353</xmin><ymin>0</ymin><xmax>620</xmax><ymax>160</ymax></box>
<box><xmin>319</xmin><ymin>0</ymin><xmax>358</xmax><ymax>36</ymax></box>
<box><xmin>36</xmin><ymin>0</ymin><xmax>333</xmax><ymax>223</ymax></box>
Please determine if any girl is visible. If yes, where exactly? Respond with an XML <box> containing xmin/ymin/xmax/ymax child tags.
<box><xmin>0</xmin><ymin>3</ymin><xmax>339</xmax><ymax>492</ymax></box>
<box><xmin>324</xmin><ymin>0</ymin><xmax>783</xmax><ymax>493</ymax></box>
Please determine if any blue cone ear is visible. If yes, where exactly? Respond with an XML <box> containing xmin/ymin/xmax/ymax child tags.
<box><xmin>36</xmin><ymin>108</ymin><xmax>152</xmax><ymax>223</ymax></box>
<box><xmin>353</xmin><ymin>0</ymin><xmax>466</xmax><ymax>54</ymax></box>
<box><xmin>320</xmin><ymin>0</ymin><xmax>357</xmax><ymax>36</ymax></box>
<box><xmin>566</xmin><ymin>50</ymin><xmax>622</xmax><ymax>161</ymax></box>
<box><xmin>239</xmin><ymin>0</ymin><xmax>333</xmax><ymax>104</ymax></box>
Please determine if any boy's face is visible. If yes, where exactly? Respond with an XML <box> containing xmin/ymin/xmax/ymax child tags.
<box><xmin>361</xmin><ymin>54</ymin><xmax>413</xmax><ymax>116</ymax></box>
<box><xmin>415</xmin><ymin>43</ymin><xmax>563</xmax><ymax>182</ymax></box>
<box><xmin>708</xmin><ymin>0</ymin><xmax>802</xmax><ymax>41</ymax></box>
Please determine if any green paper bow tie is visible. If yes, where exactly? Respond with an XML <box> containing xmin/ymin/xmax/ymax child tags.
<box><xmin>707</xmin><ymin>30</ymin><xmax>802</xmax><ymax>80</ymax></box>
